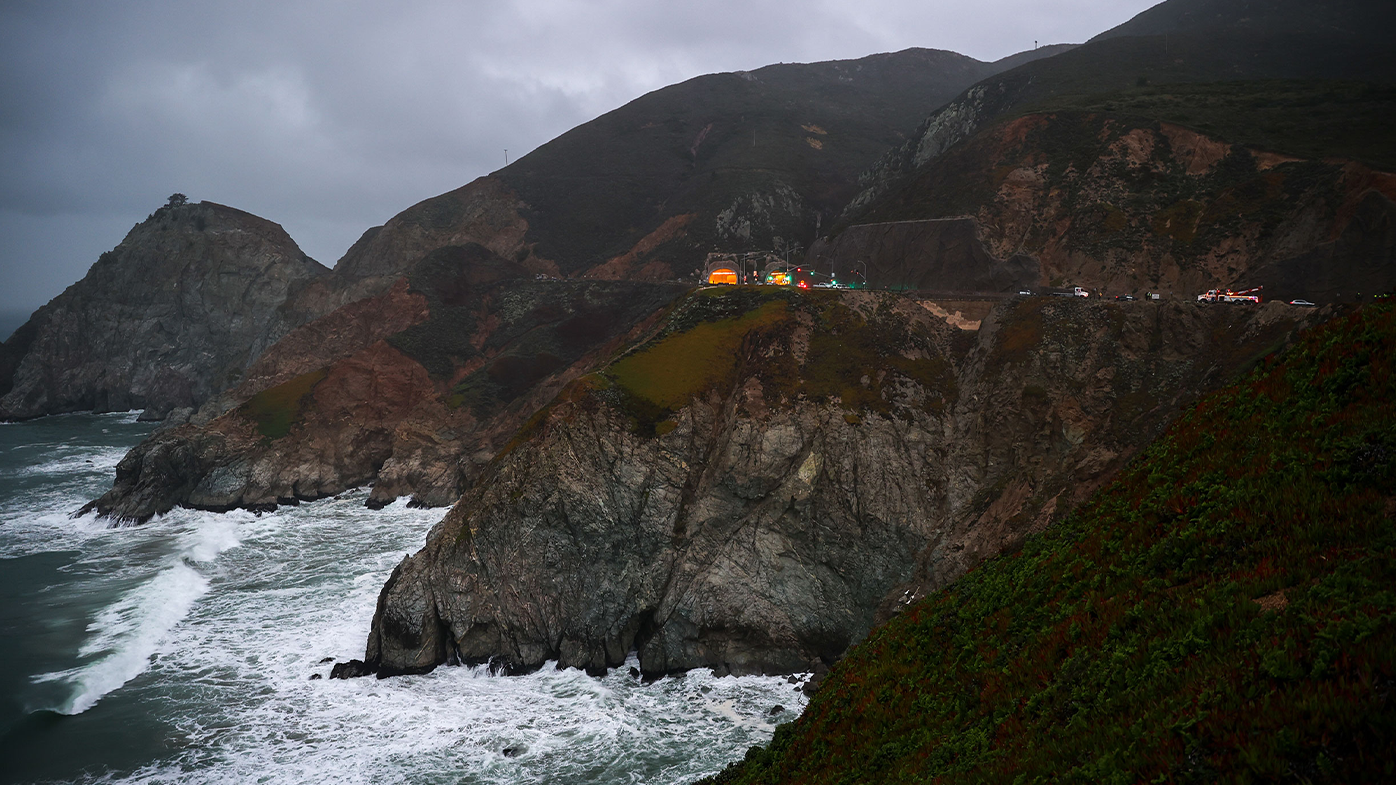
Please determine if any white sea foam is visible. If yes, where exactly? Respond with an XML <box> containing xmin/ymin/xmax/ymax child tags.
<box><xmin>7</xmin><ymin>444</ymin><xmax>131</xmax><ymax>479</ymax></box>
<box><xmin>84</xmin><ymin>494</ymin><xmax>806</xmax><ymax>785</ymax></box>
<box><xmin>3</xmin><ymin>415</ymin><xmax>804</xmax><ymax>784</ymax></box>
<box><xmin>32</xmin><ymin>514</ymin><xmax>243</xmax><ymax>715</ymax></box>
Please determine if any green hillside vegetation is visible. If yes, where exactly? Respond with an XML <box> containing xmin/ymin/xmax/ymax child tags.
<box><xmin>703</xmin><ymin>302</ymin><xmax>1396</xmax><ymax>783</ymax></box>
<box><xmin>608</xmin><ymin>297</ymin><xmax>791</xmax><ymax>413</ymax></box>
<box><xmin>239</xmin><ymin>368</ymin><xmax>328</xmax><ymax>440</ymax></box>
<box><xmin>594</xmin><ymin>287</ymin><xmax>957</xmax><ymax>436</ymax></box>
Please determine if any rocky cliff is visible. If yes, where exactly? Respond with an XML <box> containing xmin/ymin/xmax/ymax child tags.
<box><xmin>701</xmin><ymin>299</ymin><xmax>1396</xmax><ymax>785</ymax></box>
<box><xmin>833</xmin><ymin>111</ymin><xmax>1396</xmax><ymax>300</ymax></box>
<box><xmin>85</xmin><ymin>243</ymin><xmax>686</xmax><ymax>522</ymax></box>
<box><xmin>360</xmin><ymin>286</ymin><xmax>1327</xmax><ymax>679</ymax></box>
<box><xmin>0</xmin><ymin>201</ymin><xmax>327</xmax><ymax>421</ymax></box>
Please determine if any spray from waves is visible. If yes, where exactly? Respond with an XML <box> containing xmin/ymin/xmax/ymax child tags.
<box><xmin>31</xmin><ymin>515</ymin><xmax>243</xmax><ymax>715</ymax></box>
<box><xmin>8</xmin><ymin>445</ymin><xmax>133</xmax><ymax>478</ymax></box>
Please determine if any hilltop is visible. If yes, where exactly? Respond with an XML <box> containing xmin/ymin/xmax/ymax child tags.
<box><xmin>844</xmin><ymin>0</ymin><xmax>1396</xmax><ymax>219</ymax></box>
<box><xmin>0</xmin><ymin>200</ymin><xmax>326</xmax><ymax>421</ymax></box>
<box><xmin>329</xmin><ymin>47</ymin><xmax>1065</xmax><ymax>287</ymax></box>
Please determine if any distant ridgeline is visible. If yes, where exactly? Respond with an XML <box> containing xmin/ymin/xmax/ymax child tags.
<box><xmin>701</xmin><ymin>300</ymin><xmax>1396</xmax><ymax>784</ymax></box>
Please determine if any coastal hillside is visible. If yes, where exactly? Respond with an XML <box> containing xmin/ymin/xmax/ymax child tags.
<box><xmin>1</xmin><ymin>47</ymin><xmax>1065</xmax><ymax>428</ymax></box>
<box><xmin>86</xmin><ymin>245</ymin><xmax>685</xmax><ymax>521</ymax></box>
<box><xmin>844</xmin><ymin>0</ymin><xmax>1396</xmax><ymax>217</ymax></box>
<box><xmin>703</xmin><ymin>300</ymin><xmax>1396</xmax><ymax>783</ymax></box>
<box><xmin>0</xmin><ymin>200</ymin><xmax>327</xmax><ymax>421</ymax></box>
<box><xmin>811</xmin><ymin>109</ymin><xmax>1396</xmax><ymax>300</ymax></box>
<box><xmin>357</xmin><ymin>285</ymin><xmax>1327</xmax><ymax>680</ymax></box>
<box><xmin>327</xmin><ymin>47</ymin><xmax>1066</xmax><ymax>286</ymax></box>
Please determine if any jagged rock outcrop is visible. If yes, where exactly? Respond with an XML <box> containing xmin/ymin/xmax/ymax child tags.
<box><xmin>85</xmin><ymin>243</ymin><xmax>687</xmax><ymax>522</ymax></box>
<box><xmin>362</xmin><ymin>287</ymin><xmax>1327</xmax><ymax>679</ymax></box>
<box><xmin>0</xmin><ymin>201</ymin><xmax>327</xmax><ymax>421</ymax></box>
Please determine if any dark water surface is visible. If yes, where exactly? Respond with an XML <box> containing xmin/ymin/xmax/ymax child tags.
<box><xmin>0</xmin><ymin>414</ymin><xmax>800</xmax><ymax>784</ymax></box>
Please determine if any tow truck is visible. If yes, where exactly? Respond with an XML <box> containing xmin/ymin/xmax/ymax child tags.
<box><xmin>1197</xmin><ymin>286</ymin><xmax>1262</xmax><ymax>304</ymax></box>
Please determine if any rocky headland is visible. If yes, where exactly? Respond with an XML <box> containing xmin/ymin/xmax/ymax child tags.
<box><xmin>0</xmin><ymin>200</ymin><xmax>327</xmax><ymax>421</ymax></box>
<box><xmin>358</xmin><ymin>286</ymin><xmax>1327</xmax><ymax>679</ymax></box>
<box><xmin>85</xmin><ymin>243</ymin><xmax>687</xmax><ymax>522</ymax></box>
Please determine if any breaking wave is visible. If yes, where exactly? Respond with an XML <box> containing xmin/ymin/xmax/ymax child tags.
<box><xmin>32</xmin><ymin>516</ymin><xmax>241</xmax><ymax>715</ymax></box>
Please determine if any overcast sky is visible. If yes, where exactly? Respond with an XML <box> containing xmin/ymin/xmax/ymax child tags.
<box><xmin>0</xmin><ymin>0</ymin><xmax>1157</xmax><ymax>313</ymax></box>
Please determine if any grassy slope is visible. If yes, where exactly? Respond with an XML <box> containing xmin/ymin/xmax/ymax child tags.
<box><xmin>239</xmin><ymin>368</ymin><xmax>328</xmax><ymax>440</ymax></box>
<box><xmin>705</xmin><ymin>303</ymin><xmax>1396</xmax><ymax>783</ymax></box>
<box><xmin>588</xmin><ymin>286</ymin><xmax>957</xmax><ymax>438</ymax></box>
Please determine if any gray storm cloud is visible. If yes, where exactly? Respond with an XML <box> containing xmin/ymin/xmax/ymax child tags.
<box><xmin>0</xmin><ymin>0</ymin><xmax>1154</xmax><ymax>313</ymax></box>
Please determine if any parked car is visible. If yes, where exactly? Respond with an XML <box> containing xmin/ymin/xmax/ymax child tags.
<box><xmin>1289</xmin><ymin>299</ymin><xmax>1317</xmax><ymax>307</ymax></box>
<box><xmin>1115</xmin><ymin>294</ymin><xmax>1136</xmax><ymax>301</ymax></box>
<box><xmin>1017</xmin><ymin>289</ymin><xmax>1033</xmax><ymax>296</ymax></box>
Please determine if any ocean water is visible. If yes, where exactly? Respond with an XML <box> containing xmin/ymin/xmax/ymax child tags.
<box><xmin>0</xmin><ymin>414</ymin><xmax>803</xmax><ymax>784</ymax></box>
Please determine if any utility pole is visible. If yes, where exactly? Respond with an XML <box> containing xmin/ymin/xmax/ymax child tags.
<box><xmin>504</xmin><ymin>149</ymin><xmax>509</xmax><ymax>165</ymax></box>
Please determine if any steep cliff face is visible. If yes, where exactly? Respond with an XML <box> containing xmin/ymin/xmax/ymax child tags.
<box><xmin>837</xmin><ymin>112</ymin><xmax>1396</xmax><ymax>300</ymax></box>
<box><xmin>0</xmin><ymin>201</ymin><xmax>327</xmax><ymax>421</ymax></box>
<box><xmin>362</xmin><ymin>287</ymin><xmax>1326</xmax><ymax>679</ymax></box>
<box><xmin>702</xmin><ymin>300</ymin><xmax>1396</xmax><ymax>785</ymax></box>
<box><xmin>85</xmin><ymin>243</ymin><xmax>686</xmax><ymax>522</ymax></box>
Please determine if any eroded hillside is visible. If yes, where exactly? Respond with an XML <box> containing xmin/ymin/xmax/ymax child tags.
<box><xmin>358</xmin><ymin>286</ymin><xmax>1327</xmax><ymax>680</ymax></box>
<box><xmin>702</xmin><ymin>300</ymin><xmax>1396</xmax><ymax>785</ymax></box>
<box><xmin>822</xmin><ymin>111</ymin><xmax>1396</xmax><ymax>300</ymax></box>
<box><xmin>85</xmin><ymin>245</ymin><xmax>686</xmax><ymax>522</ymax></box>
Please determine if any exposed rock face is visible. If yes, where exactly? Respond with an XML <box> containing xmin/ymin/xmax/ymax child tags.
<box><xmin>841</xmin><ymin>113</ymin><xmax>1396</xmax><ymax>301</ymax></box>
<box><xmin>805</xmin><ymin>218</ymin><xmax>1038</xmax><ymax>291</ymax></box>
<box><xmin>85</xmin><ymin>243</ymin><xmax>687</xmax><ymax>522</ymax></box>
<box><xmin>363</xmin><ymin>288</ymin><xmax>1326</xmax><ymax>679</ymax></box>
<box><xmin>0</xmin><ymin>201</ymin><xmax>327</xmax><ymax>421</ymax></box>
